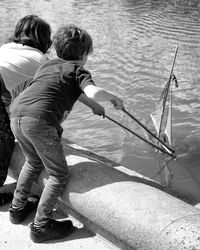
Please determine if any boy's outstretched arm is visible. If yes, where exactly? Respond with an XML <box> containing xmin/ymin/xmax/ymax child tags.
<box><xmin>83</xmin><ymin>85</ymin><xmax>124</xmax><ymax>110</ymax></box>
<box><xmin>78</xmin><ymin>93</ymin><xmax>105</xmax><ymax>117</ymax></box>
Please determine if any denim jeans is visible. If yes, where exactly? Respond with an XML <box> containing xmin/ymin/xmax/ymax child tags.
<box><xmin>10</xmin><ymin>117</ymin><xmax>69</xmax><ymax>225</ymax></box>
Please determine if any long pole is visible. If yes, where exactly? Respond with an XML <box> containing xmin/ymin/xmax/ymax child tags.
<box><xmin>105</xmin><ymin>114</ymin><xmax>176</xmax><ymax>158</ymax></box>
<box><xmin>122</xmin><ymin>107</ymin><xmax>175</xmax><ymax>153</ymax></box>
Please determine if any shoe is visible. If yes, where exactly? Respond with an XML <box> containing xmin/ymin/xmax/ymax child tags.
<box><xmin>0</xmin><ymin>192</ymin><xmax>13</xmax><ymax>206</ymax></box>
<box><xmin>30</xmin><ymin>219</ymin><xmax>74</xmax><ymax>243</ymax></box>
<box><xmin>9</xmin><ymin>195</ymin><xmax>39</xmax><ymax>224</ymax></box>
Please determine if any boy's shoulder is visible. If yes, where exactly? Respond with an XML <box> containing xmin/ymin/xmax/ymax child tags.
<box><xmin>36</xmin><ymin>58</ymin><xmax>63</xmax><ymax>72</ymax></box>
<box><xmin>37</xmin><ymin>59</ymin><xmax>91</xmax><ymax>79</ymax></box>
<box><xmin>40</xmin><ymin>58</ymin><xmax>69</xmax><ymax>68</ymax></box>
<box><xmin>39</xmin><ymin>58</ymin><xmax>80</xmax><ymax>72</ymax></box>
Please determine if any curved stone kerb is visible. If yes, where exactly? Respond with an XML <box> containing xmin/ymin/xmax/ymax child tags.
<box><xmin>9</xmin><ymin>140</ymin><xmax>200</xmax><ymax>250</ymax></box>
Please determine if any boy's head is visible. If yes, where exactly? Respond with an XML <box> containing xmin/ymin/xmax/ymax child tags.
<box><xmin>53</xmin><ymin>25</ymin><xmax>93</xmax><ymax>61</ymax></box>
<box><xmin>13</xmin><ymin>15</ymin><xmax>52</xmax><ymax>54</ymax></box>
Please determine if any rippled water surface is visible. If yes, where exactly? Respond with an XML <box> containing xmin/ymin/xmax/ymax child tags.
<box><xmin>1</xmin><ymin>0</ymin><xmax>200</xmax><ymax>202</ymax></box>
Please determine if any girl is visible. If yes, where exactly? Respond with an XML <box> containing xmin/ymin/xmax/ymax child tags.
<box><xmin>0</xmin><ymin>15</ymin><xmax>52</xmax><ymax>205</ymax></box>
<box><xmin>0</xmin><ymin>15</ymin><xmax>52</xmax><ymax>91</ymax></box>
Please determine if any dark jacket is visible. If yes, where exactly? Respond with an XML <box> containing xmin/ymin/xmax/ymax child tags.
<box><xmin>0</xmin><ymin>75</ymin><xmax>15</xmax><ymax>186</ymax></box>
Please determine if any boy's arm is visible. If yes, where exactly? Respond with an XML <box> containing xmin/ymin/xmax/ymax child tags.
<box><xmin>78</xmin><ymin>93</ymin><xmax>105</xmax><ymax>117</ymax></box>
<box><xmin>77</xmin><ymin>67</ymin><xmax>123</xmax><ymax>110</ymax></box>
<box><xmin>83</xmin><ymin>85</ymin><xmax>124</xmax><ymax>110</ymax></box>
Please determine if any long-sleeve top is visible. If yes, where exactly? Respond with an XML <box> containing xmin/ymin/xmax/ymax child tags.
<box><xmin>0</xmin><ymin>42</ymin><xmax>49</xmax><ymax>91</ymax></box>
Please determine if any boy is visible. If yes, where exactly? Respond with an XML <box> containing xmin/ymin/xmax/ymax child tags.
<box><xmin>9</xmin><ymin>25</ymin><xmax>124</xmax><ymax>243</ymax></box>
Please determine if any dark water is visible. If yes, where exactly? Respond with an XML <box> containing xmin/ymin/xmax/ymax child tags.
<box><xmin>1</xmin><ymin>0</ymin><xmax>200</xmax><ymax>202</ymax></box>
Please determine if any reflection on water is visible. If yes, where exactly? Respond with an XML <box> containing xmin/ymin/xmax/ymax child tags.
<box><xmin>0</xmin><ymin>0</ymin><xmax>200</xmax><ymax>202</ymax></box>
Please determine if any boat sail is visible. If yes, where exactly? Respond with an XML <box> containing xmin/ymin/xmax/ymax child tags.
<box><xmin>150</xmin><ymin>78</ymin><xmax>172</xmax><ymax>147</ymax></box>
<box><xmin>149</xmin><ymin>47</ymin><xmax>178</xmax><ymax>186</ymax></box>
<box><xmin>150</xmin><ymin>47</ymin><xmax>178</xmax><ymax>149</ymax></box>
<box><xmin>164</xmin><ymin>85</ymin><xmax>172</xmax><ymax>146</ymax></box>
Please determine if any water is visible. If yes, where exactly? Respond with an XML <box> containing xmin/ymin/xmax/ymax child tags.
<box><xmin>1</xmin><ymin>0</ymin><xmax>200</xmax><ymax>202</ymax></box>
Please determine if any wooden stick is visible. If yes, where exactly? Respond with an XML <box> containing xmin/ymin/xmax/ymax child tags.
<box><xmin>105</xmin><ymin>114</ymin><xmax>176</xmax><ymax>158</ymax></box>
<box><xmin>122</xmin><ymin>107</ymin><xmax>175</xmax><ymax>153</ymax></box>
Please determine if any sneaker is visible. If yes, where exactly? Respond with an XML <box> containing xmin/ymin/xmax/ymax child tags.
<box><xmin>30</xmin><ymin>219</ymin><xmax>74</xmax><ymax>243</ymax></box>
<box><xmin>9</xmin><ymin>195</ymin><xmax>39</xmax><ymax>224</ymax></box>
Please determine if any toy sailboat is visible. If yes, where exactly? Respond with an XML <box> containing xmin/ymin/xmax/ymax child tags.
<box><xmin>150</xmin><ymin>47</ymin><xmax>178</xmax><ymax>150</ymax></box>
<box><xmin>105</xmin><ymin>47</ymin><xmax>178</xmax><ymax>158</ymax></box>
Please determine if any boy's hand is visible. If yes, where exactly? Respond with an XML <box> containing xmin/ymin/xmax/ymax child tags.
<box><xmin>92</xmin><ymin>103</ymin><xmax>105</xmax><ymax>118</ymax></box>
<box><xmin>111</xmin><ymin>97</ymin><xmax>124</xmax><ymax>110</ymax></box>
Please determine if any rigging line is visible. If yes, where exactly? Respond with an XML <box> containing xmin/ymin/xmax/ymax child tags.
<box><xmin>170</xmin><ymin>46</ymin><xmax>179</xmax><ymax>76</ymax></box>
<box><xmin>122</xmin><ymin>107</ymin><xmax>175</xmax><ymax>153</ymax></box>
<box><xmin>170</xmin><ymin>80</ymin><xmax>172</xmax><ymax>143</ymax></box>
<box><xmin>105</xmin><ymin>114</ymin><xmax>176</xmax><ymax>158</ymax></box>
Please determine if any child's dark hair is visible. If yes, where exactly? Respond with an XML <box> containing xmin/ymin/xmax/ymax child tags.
<box><xmin>53</xmin><ymin>25</ymin><xmax>93</xmax><ymax>60</ymax></box>
<box><xmin>13</xmin><ymin>15</ymin><xmax>52</xmax><ymax>54</ymax></box>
